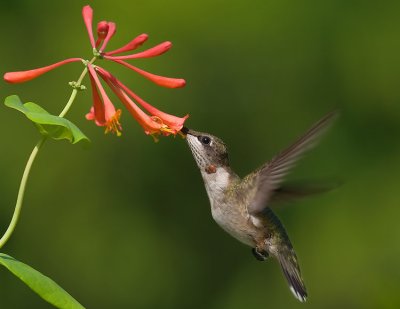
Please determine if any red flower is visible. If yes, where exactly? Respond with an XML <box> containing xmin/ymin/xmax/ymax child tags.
<box><xmin>86</xmin><ymin>64</ymin><xmax>122</xmax><ymax>136</ymax></box>
<box><xmin>94</xmin><ymin>66</ymin><xmax>188</xmax><ymax>138</ymax></box>
<box><xmin>4</xmin><ymin>58</ymin><xmax>82</xmax><ymax>84</ymax></box>
<box><xmin>80</xmin><ymin>5</ymin><xmax>186</xmax><ymax>89</ymax></box>
<box><xmin>4</xmin><ymin>5</ymin><xmax>188</xmax><ymax>138</ymax></box>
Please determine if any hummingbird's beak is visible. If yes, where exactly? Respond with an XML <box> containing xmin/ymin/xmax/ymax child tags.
<box><xmin>180</xmin><ymin>127</ymin><xmax>203</xmax><ymax>138</ymax></box>
<box><xmin>180</xmin><ymin>126</ymin><xmax>190</xmax><ymax>135</ymax></box>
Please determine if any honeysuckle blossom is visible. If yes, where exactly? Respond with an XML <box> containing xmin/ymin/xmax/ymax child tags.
<box><xmin>86</xmin><ymin>64</ymin><xmax>122</xmax><ymax>136</ymax></box>
<box><xmin>4</xmin><ymin>58</ymin><xmax>83</xmax><ymax>84</ymax></box>
<box><xmin>91</xmin><ymin>66</ymin><xmax>188</xmax><ymax>139</ymax></box>
<box><xmin>4</xmin><ymin>5</ymin><xmax>187</xmax><ymax>138</ymax></box>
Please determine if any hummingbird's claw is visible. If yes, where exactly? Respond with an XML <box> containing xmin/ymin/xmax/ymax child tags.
<box><xmin>252</xmin><ymin>247</ymin><xmax>269</xmax><ymax>261</ymax></box>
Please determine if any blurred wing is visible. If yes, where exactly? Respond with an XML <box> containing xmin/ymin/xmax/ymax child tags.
<box><xmin>247</xmin><ymin>111</ymin><xmax>338</xmax><ymax>215</ymax></box>
<box><xmin>269</xmin><ymin>180</ymin><xmax>341</xmax><ymax>204</ymax></box>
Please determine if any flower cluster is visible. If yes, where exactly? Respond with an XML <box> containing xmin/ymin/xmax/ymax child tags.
<box><xmin>4</xmin><ymin>5</ymin><xmax>188</xmax><ymax>139</ymax></box>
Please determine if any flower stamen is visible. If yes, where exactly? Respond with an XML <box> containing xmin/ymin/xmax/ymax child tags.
<box><xmin>150</xmin><ymin>116</ymin><xmax>176</xmax><ymax>135</ymax></box>
<box><xmin>105</xmin><ymin>109</ymin><xmax>122</xmax><ymax>136</ymax></box>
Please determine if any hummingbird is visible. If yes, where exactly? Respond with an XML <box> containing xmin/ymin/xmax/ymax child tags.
<box><xmin>182</xmin><ymin>112</ymin><xmax>337</xmax><ymax>302</ymax></box>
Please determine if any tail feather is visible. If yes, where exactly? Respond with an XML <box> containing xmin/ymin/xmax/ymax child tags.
<box><xmin>277</xmin><ymin>251</ymin><xmax>307</xmax><ymax>302</ymax></box>
<box><xmin>260</xmin><ymin>208</ymin><xmax>308</xmax><ymax>301</ymax></box>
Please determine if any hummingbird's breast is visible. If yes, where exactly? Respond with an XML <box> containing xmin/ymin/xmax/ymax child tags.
<box><xmin>201</xmin><ymin>167</ymin><xmax>259</xmax><ymax>247</ymax></box>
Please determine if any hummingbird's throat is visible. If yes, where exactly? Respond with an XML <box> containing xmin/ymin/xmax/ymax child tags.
<box><xmin>205</xmin><ymin>164</ymin><xmax>217</xmax><ymax>174</ymax></box>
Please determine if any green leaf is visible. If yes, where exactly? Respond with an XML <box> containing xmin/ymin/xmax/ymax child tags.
<box><xmin>0</xmin><ymin>253</ymin><xmax>85</xmax><ymax>309</ymax></box>
<box><xmin>4</xmin><ymin>95</ymin><xmax>90</xmax><ymax>144</ymax></box>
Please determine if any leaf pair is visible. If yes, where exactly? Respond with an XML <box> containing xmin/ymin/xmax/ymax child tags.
<box><xmin>4</xmin><ymin>95</ymin><xmax>89</xmax><ymax>144</ymax></box>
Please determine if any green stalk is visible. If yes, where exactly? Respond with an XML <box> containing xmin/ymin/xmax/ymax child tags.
<box><xmin>0</xmin><ymin>58</ymin><xmax>96</xmax><ymax>250</ymax></box>
<box><xmin>0</xmin><ymin>138</ymin><xmax>46</xmax><ymax>249</ymax></box>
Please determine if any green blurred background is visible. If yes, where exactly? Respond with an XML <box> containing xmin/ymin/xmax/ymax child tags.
<box><xmin>1</xmin><ymin>0</ymin><xmax>400</xmax><ymax>308</ymax></box>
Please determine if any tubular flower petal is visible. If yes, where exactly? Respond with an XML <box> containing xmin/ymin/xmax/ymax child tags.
<box><xmin>105</xmin><ymin>33</ymin><xmax>148</xmax><ymax>56</ymax></box>
<box><xmin>82</xmin><ymin>5</ymin><xmax>96</xmax><ymax>48</ymax></box>
<box><xmin>95</xmin><ymin>21</ymin><xmax>109</xmax><ymax>47</ymax></box>
<box><xmin>115</xmin><ymin>76</ymin><xmax>188</xmax><ymax>132</ymax></box>
<box><xmin>119</xmin><ymin>91</ymin><xmax>165</xmax><ymax>136</ymax></box>
<box><xmin>104</xmin><ymin>41</ymin><xmax>172</xmax><ymax>60</ymax></box>
<box><xmin>87</xmin><ymin>64</ymin><xmax>122</xmax><ymax>136</ymax></box>
<box><xmin>111</xmin><ymin>59</ymin><xmax>186</xmax><ymax>88</ymax></box>
<box><xmin>99</xmin><ymin>71</ymin><xmax>163</xmax><ymax>135</ymax></box>
<box><xmin>85</xmin><ymin>106</ymin><xmax>96</xmax><ymax>121</ymax></box>
<box><xmin>96</xmin><ymin>67</ymin><xmax>188</xmax><ymax>134</ymax></box>
<box><xmin>99</xmin><ymin>22</ymin><xmax>116</xmax><ymax>52</ymax></box>
<box><xmin>87</xmin><ymin>68</ymin><xmax>106</xmax><ymax>125</ymax></box>
<box><xmin>4</xmin><ymin>58</ymin><xmax>82</xmax><ymax>84</ymax></box>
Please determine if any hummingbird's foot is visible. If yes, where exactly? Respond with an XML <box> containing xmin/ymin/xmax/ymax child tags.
<box><xmin>252</xmin><ymin>247</ymin><xmax>269</xmax><ymax>261</ymax></box>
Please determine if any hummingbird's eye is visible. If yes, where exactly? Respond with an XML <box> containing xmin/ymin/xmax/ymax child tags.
<box><xmin>200</xmin><ymin>136</ymin><xmax>211</xmax><ymax>145</ymax></box>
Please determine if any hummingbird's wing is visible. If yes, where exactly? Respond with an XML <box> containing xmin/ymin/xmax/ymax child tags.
<box><xmin>247</xmin><ymin>111</ymin><xmax>337</xmax><ymax>215</ymax></box>
<box><xmin>269</xmin><ymin>180</ymin><xmax>341</xmax><ymax>204</ymax></box>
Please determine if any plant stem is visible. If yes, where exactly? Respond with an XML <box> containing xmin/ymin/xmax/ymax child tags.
<box><xmin>0</xmin><ymin>138</ymin><xmax>46</xmax><ymax>249</ymax></box>
<box><xmin>59</xmin><ymin>87</ymin><xmax>80</xmax><ymax>118</ymax></box>
<box><xmin>59</xmin><ymin>57</ymin><xmax>95</xmax><ymax>117</ymax></box>
<box><xmin>0</xmin><ymin>58</ymin><xmax>95</xmax><ymax>250</ymax></box>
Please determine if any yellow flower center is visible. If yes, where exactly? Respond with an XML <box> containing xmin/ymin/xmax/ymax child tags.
<box><xmin>150</xmin><ymin>116</ymin><xmax>175</xmax><ymax>134</ymax></box>
<box><xmin>148</xmin><ymin>116</ymin><xmax>178</xmax><ymax>142</ymax></box>
<box><xmin>105</xmin><ymin>109</ymin><xmax>122</xmax><ymax>136</ymax></box>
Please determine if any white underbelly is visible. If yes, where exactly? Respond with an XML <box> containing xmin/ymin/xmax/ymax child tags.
<box><xmin>201</xmin><ymin>168</ymin><xmax>256</xmax><ymax>247</ymax></box>
<box><xmin>211</xmin><ymin>206</ymin><xmax>255</xmax><ymax>247</ymax></box>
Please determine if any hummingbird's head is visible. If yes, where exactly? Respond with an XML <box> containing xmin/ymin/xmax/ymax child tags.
<box><xmin>183</xmin><ymin>127</ymin><xmax>229</xmax><ymax>172</ymax></box>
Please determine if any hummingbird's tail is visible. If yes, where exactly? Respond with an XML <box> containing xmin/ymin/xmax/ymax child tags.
<box><xmin>276</xmin><ymin>249</ymin><xmax>308</xmax><ymax>302</ymax></box>
<box><xmin>261</xmin><ymin>208</ymin><xmax>308</xmax><ymax>301</ymax></box>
